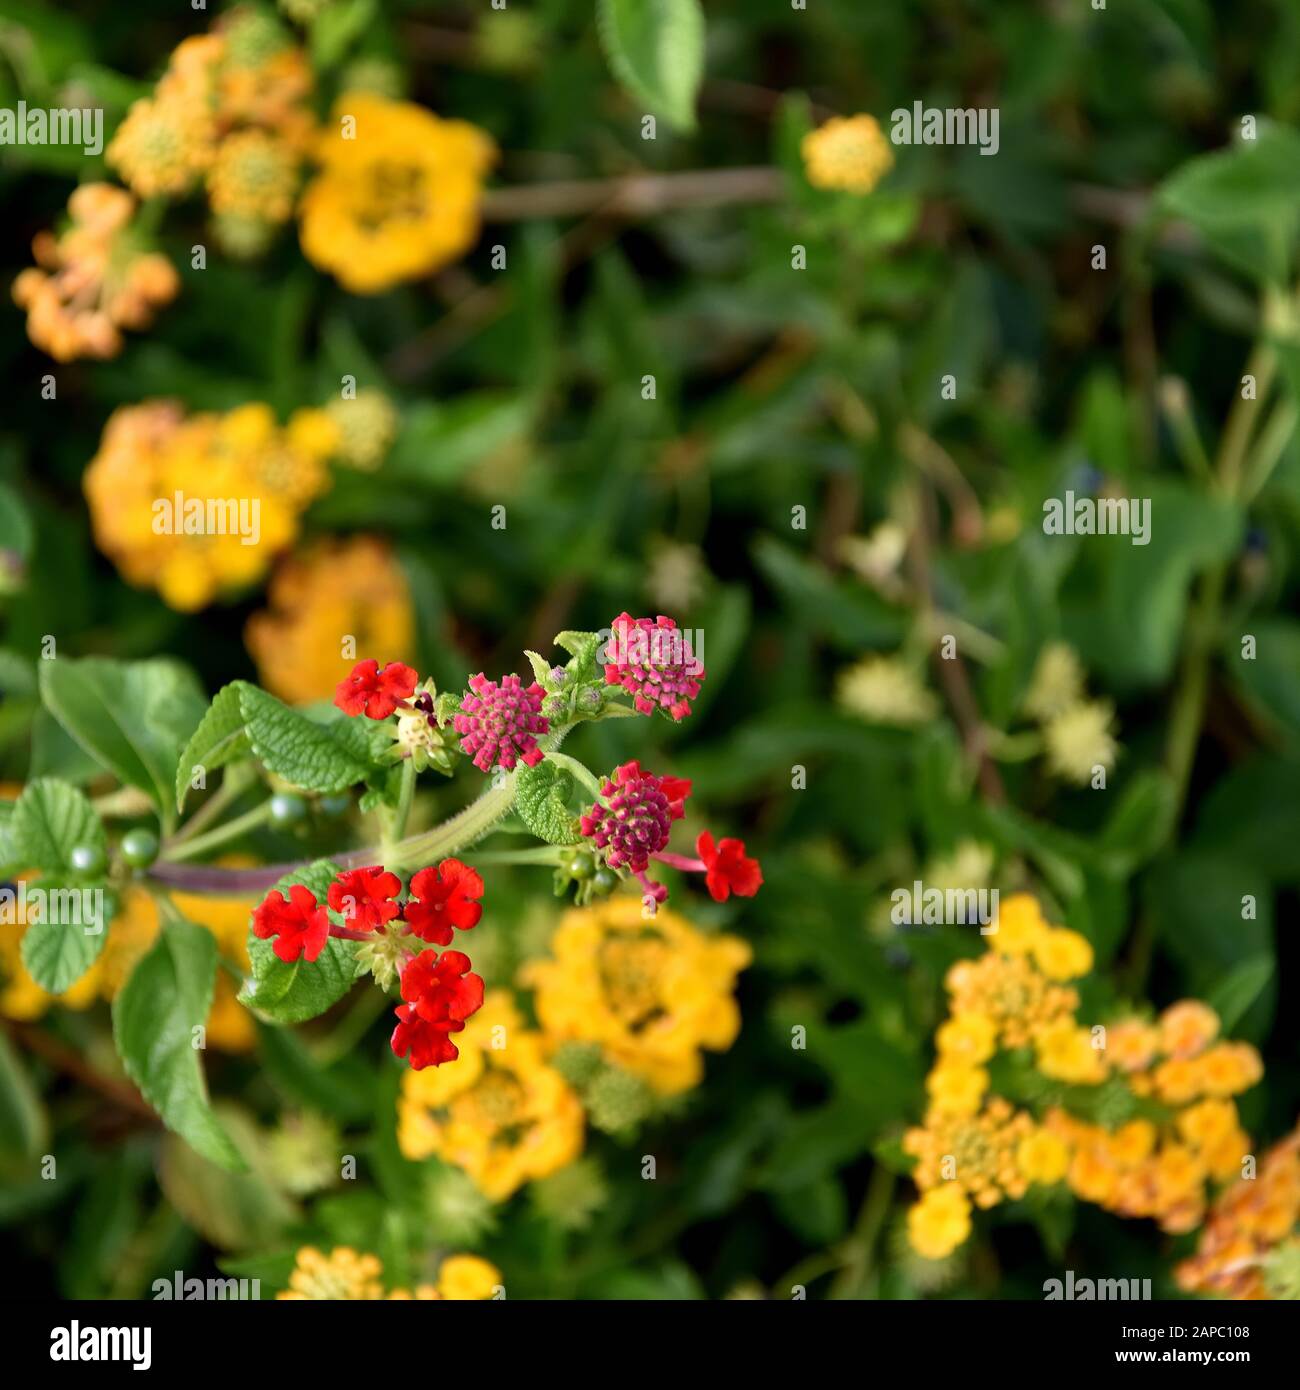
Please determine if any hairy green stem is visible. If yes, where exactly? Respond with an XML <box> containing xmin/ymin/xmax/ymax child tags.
<box><xmin>146</xmin><ymin>725</ymin><xmax>578</xmax><ymax>896</ymax></box>
<box><xmin>546</xmin><ymin>751</ymin><xmax>605</xmax><ymax>802</ymax></box>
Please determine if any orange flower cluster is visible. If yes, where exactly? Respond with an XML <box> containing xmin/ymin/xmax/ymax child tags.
<box><xmin>903</xmin><ymin>895</ymin><xmax>1265</xmax><ymax>1264</ymax></box>
<box><xmin>12</xmin><ymin>185</ymin><xmax>178</xmax><ymax>361</ymax></box>
<box><xmin>106</xmin><ymin>8</ymin><xmax>315</xmax><ymax>256</ymax></box>
<box><xmin>1177</xmin><ymin>1125</ymin><xmax>1300</xmax><ymax>1300</ymax></box>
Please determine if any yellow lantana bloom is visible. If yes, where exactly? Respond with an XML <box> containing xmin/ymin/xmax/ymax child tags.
<box><xmin>520</xmin><ymin>897</ymin><xmax>751</xmax><ymax>1097</ymax></box>
<box><xmin>397</xmin><ymin>992</ymin><xmax>584</xmax><ymax>1202</ymax></box>
<box><xmin>299</xmin><ymin>93</ymin><xmax>496</xmax><ymax>293</ymax></box>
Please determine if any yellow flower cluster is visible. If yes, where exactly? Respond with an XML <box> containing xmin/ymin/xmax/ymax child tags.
<box><xmin>276</xmin><ymin>1246</ymin><xmax>501</xmax><ymax>1301</ymax></box>
<box><xmin>801</xmin><ymin>114</ymin><xmax>895</xmax><ymax>194</ymax></box>
<box><xmin>298</xmin><ymin>93</ymin><xmax>497</xmax><ymax>293</ymax></box>
<box><xmin>245</xmin><ymin>534</ymin><xmax>416</xmax><ymax>703</ymax></box>
<box><xmin>397</xmin><ymin>992</ymin><xmax>584</xmax><ymax>1201</ymax></box>
<box><xmin>326</xmin><ymin>390</ymin><xmax>401</xmax><ymax>472</ymax></box>
<box><xmin>520</xmin><ymin>897</ymin><xmax>752</xmax><ymax>1097</ymax></box>
<box><xmin>1177</xmin><ymin>1124</ymin><xmax>1300</xmax><ymax>1300</ymax></box>
<box><xmin>84</xmin><ymin>400</ymin><xmax>335</xmax><ymax>612</ymax></box>
<box><xmin>107</xmin><ymin>10</ymin><xmax>315</xmax><ymax>254</ymax></box>
<box><xmin>942</xmin><ymin>896</ymin><xmax>1085</xmax><ymax>1051</ymax></box>
<box><xmin>836</xmin><ymin>654</ymin><xmax>939</xmax><ymax>727</ymax></box>
<box><xmin>904</xmin><ymin>894</ymin><xmax>1265</xmax><ymax>1260</ymax></box>
<box><xmin>1022</xmin><ymin>642</ymin><xmax>1119</xmax><ymax>786</ymax></box>
<box><xmin>905</xmin><ymin>1095</ymin><xmax>1035</xmax><ymax>1212</ymax></box>
<box><xmin>0</xmin><ymin>877</ymin><xmax>254</xmax><ymax>1052</ymax></box>
<box><xmin>12</xmin><ymin>184</ymin><xmax>179</xmax><ymax>362</ymax></box>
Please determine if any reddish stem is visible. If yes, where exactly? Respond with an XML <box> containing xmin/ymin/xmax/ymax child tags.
<box><xmin>652</xmin><ymin>851</ymin><xmax>707</xmax><ymax>873</ymax></box>
<box><xmin>329</xmin><ymin>925</ymin><xmax>375</xmax><ymax>942</ymax></box>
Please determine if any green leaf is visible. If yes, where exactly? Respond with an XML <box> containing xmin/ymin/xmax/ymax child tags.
<box><xmin>176</xmin><ymin>681</ymin><xmax>254</xmax><ymax>812</ymax></box>
<box><xmin>1094</xmin><ymin>770</ymin><xmax>1178</xmax><ymax>875</ymax></box>
<box><xmin>1206</xmin><ymin>956</ymin><xmax>1275</xmax><ymax>1035</ymax></box>
<box><xmin>112</xmin><ymin>919</ymin><xmax>245</xmax><ymax>1170</ymax></box>
<box><xmin>7</xmin><ymin>779</ymin><xmax>111</xmax><ymax>993</ymax></box>
<box><xmin>4</xmin><ymin>777</ymin><xmax>103</xmax><ymax>875</ymax></box>
<box><xmin>0</xmin><ymin>1031</ymin><xmax>47</xmax><ymax>1159</ymax></box>
<box><xmin>1146</xmin><ymin>853</ymin><xmax>1276</xmax><ymax>1042</ymax></box>
<box><xmin>596</xmin><ymin>0</ymin><xmax>705</xmax><ymax>133</ymax></box>
<box><xmin>240</xmin><ymin>860</ymin><xmax>360</xmax><ymax>1024</ymax></box>
<box><xmin>310</xmin><ymin>0</ymin><xmax>375</xmax><ymax>69</ymax></box>
<box><xmin>1226</xmin><ymin>618</ymin><xmax>1300</xmax><ymax>746</ymax></box>
<box><xmin>770</xmin><ymin>1176</ymin><xmax>848</xmax><ymax>1246</ymax></box>
<box><xmin>1159</xmin><ymin>125</ymin><xmax>1300</xmax><ymax>229</ymax></box>
<box><xmin>239</xmin><ymin>686</ymin><xmax>373</xmax><ymax>793</ymax></box>
<box><xmin>19</xmin><ymin>885</ymin><xmax>112</xmax><ymax>994</ymax></box>
<box><xmin>524</xmin><ymin>649</ymin><xmax>554</xmax><ymax>687</ymax></box>
<box><xmin>0</xmin><ymin>482</ymin><xmax>34</xmax><ymax>563</ymax></box>
<box><xmin>39</xmin><ymin>658</ymin><xmax>207</xmax><ymax>827</ymax></box>
<box><xmin>515</xmin><ymin>760</ymin><xmax>579</xmax><ymax>844</ymax></box>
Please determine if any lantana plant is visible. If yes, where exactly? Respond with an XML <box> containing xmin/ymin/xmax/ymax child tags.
<box><xmin>2</xmin><ymin>614</ymin><xmax>759</xmax><ymax>1170</ymax></box>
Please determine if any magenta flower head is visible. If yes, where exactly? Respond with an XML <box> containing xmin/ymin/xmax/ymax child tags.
<box><xmin>579</xmin><ymin>760</ymin><xmax>692</xmax><ymax>873</ymax></box>
<box><xmin>602</xmin><ymin>613</ymin><xmax>705</xmax><ymax>721</ymax></box>
<box><xmin>452</xmin><ymin>672</ymin><xmax>548</xmax><ymax>773</ymax></box>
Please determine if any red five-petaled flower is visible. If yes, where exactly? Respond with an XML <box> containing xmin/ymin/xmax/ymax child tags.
<box><xmin>252</xmin><ymin>884</ymin><xmax>331</xmax><ymax>963</ymax></box>
<box><xmin>390</xmin><ymin>949</ymin><xmax>485</xmax><ymax>1070</ymax></box>
<box><xmin>696</xmin><ymin>831</ymin><xmax>763</xmax><ymax>903</ymax></box>
<box><xmin>334</xmin><ymin>659</ymin><xmax>418</xmax><ymax>719</ymax></box>
<box><xmin>404</xmin><ymin>858</ymin><xmax>485</xmax><ymax>945</ymax></box>
<box><xmin>328</xmin><ymin>865</ymin><xmax>403</xmax><ymax>932</ymax></box>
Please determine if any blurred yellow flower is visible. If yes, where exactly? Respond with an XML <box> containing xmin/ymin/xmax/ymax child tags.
<box><xmin>84</xmin><ymin>400</ymin><xmax>327</xmax><ymax>612</ymax></box>
<box><xmin>986</xmin><ymin>891</ymin><xmax>1046</xmax><ymax>955</ymax></box>
<box><xmin>326</xmin><ymin>389</ymin><xmax>400</xmax><ymax>471</ymax></box>
<box><xmin>278</xmin><ymin>1246</ymin><xmax>384</xmax><ymax>1301</ymax></box>
<box><xmin>1016</xmin><ymin>1129</ymin><xmax>1069</xmax><ymax>1185</ymax></box>
<box><xmin>905</xmin><ymin>1096</ymin><xmax>1033</xmax><ymax>1213</ymax></box>
<box><xmin>1043</xmin><ymin>699</ymin><xmax>1118</xmax><ymax>785</ymax></box>
<box><xmin>520</xmin><ymin>897</ymin><xmax>751</xmax><ymax>1097</ymax></box>
<box><xmin>299</xmin><ymin>93</ymin><xmax>496</xmax><ymax>293</ymax></box>
<box><xmin>907</xmin><ymin>1184</ymin><xmax>971</xmax><ymax>1260</ymax></box>
<box><xmin>1034</xmin><ymin>1019</ymin><xmax>1107</xmax><ymax>1085</ymax></box>
<box><xmin>12</xmin><ymin>184</ymin><xmax>179</xmax><ymax>362</ymax></box>
<box><xmin>397</xmin><ymin>992</ymin><xmax>584</xmax><ymax>1201</ymax></box>
<box><xmin>802</xmin><ymin>114</ymin><xmax>894</xmax><ymax>194</ymax></box>
<box><xmin>107</xmin><ymin>94</ymin><xmax>216</xmax><ymax>197</ymax></box>
<box><xmin>1031</xmin><ymin>926</ymin><xmax>1094</xmax><ymax>982</ymax></box>
<box><xmin>245</xmin><ymin>535</ymin><xmax>415</xmax><ymax>703</ymax></box>
<box><xmin>207</xmin><ymin>129</ymin><xmax>301</xmax><ymax>224</ymax></box>
<box><xmin>925</xmin><ymin>1062</ymin><xmax>988</xmax><ymax>1120</ymax></box>
<box><xmin>836</xmin><ymin>654</ymin><xmax>939</xmax><ymax>727</ymax></box>
<box><xmin>1021</xmin><ymin>642</ymin><xmax>1085</xmax><ymax>722</ymax></box>
<box><xmin>935</xmin><ymin>1012</ymin><xmax>996</xmax><ymax>1066</ymax></box>
<box><xmin>436</xmin><ymin>1254</ymin><xmax>501</xmax><ymax>1300</ymax></box>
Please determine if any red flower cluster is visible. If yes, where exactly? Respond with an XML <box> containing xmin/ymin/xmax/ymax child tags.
<box><xmin>391</xmin><ymin>949</ymin><xmax>484</xmax><ymax>1069</ymax></box>
<box><xmin>579</xmin><ymin>760</ymin><xmax>691</xmax><ymax>873</ymax></box>
<box><xmin>603</xmin><ymin>613</ymin><xmax>705</xmax><ymax>721</ymax></box>
<box><xmin>249</xmin><ymin>857</ymin><xmax>489</xmax><ymax>1069</ymax></box>
<box><xmin>334</xmin><ymin>659</ymin><xmax>418</xmax><ymax>719</ymax></box>
<box><xmin>453</xmin><ymin>672</ymin><xmax>549</xmax><ymax>773</ymax></box>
